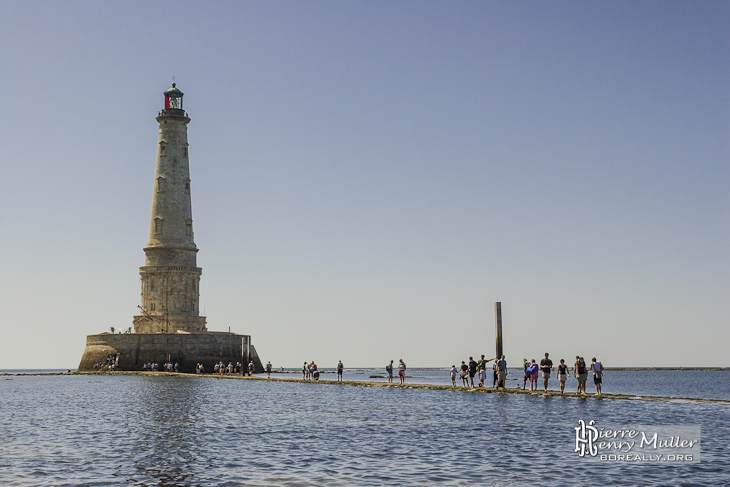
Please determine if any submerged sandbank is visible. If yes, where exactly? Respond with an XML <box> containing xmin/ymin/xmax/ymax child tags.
<box><xmin>54</xmin><ymin>370</ymin><xmax>730</xmax><ymax>406</ymax></box>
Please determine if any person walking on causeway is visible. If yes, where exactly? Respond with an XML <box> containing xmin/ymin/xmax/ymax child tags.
<box><xmin>540</xmin><ymin>353</ymin><xmax>553</xmax><ymax>392</ymax></box>
<box><xmin>468</xmin><ymin>357</ymin><xmax>477</xmax><ymax>387</ymax></box>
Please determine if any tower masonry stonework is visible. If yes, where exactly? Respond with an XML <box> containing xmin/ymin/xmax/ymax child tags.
<box><xmin>78</xmin><ymin>84</ymin><xmax>262</xmax><ymax>373</ymax></box>
<box><xmin>133</xmin><ymin>84</ymin><xmax>206</xmax><ymax>334</ymax></box>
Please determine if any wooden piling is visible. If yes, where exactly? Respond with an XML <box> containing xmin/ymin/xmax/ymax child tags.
<box><xmin>495</xmin><ymin>302</ymin><xmax>503</xmax><ymax>359</ymax></box>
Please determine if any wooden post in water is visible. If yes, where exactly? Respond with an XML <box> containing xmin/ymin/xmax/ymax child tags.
<box><xmin>495</xmin><ymin>302</ymin><xmax>503</xmax><ymax>359</ymax></box>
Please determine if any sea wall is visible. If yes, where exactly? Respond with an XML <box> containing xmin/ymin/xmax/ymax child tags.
<box><xmin>78</xmin><ymin>332</ymin><xmax>263</xmax><ymax>373</ymax></box>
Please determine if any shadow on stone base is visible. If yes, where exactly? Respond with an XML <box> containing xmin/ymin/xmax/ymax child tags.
<box><xmin>78</xmin><ymin>332</ymin><xmax>263</xmax><ymax>373</ymax></box>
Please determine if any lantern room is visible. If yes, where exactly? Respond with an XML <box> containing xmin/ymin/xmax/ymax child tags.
<box><xmin>164</xmin><ymin>83</ymin><xmax>184</xmax><ymax>110</ymax></box>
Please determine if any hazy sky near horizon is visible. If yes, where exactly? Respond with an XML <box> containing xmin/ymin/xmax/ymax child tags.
<box><xmin>1</xmin><ymin>1</ymin><xmax>728</xmax><ymax>369</ymax></box>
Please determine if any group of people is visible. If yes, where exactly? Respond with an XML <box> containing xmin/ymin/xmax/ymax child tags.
<box><xmin>300</xmin><ymin>359</ymin><xmax>405</xmax><ymax>384</ymax></box>
<box><xmin>213</xmin><ymin>362</ymin><xmax>241</xmax><ymax>374</ymax></box>
<box><xmin>141</xmin><ymin>362</ymin><xmax>180</xmax><ymax>372</ymax></box>
<box><xmin>92</xmin><ymin>354</ymin><xmax>120</xmax><ymax>371</ymax></box>
<box><xmin>301</xmin><ymin>360</ymin><xmax>346</xmax><ymax>381</ymax></box>
<box><xmin>448</xmin><ymin>353</ymin><xmax>604</xmax><ymax>395</ymax></box>
<box><xmin>385</xmin><ymin>359</ymin><xmax>407</xmax><ymax>384</ymax></box>
<box><xmin>163</xmin><ymin>362</ymin><xmax>179</xmax><ymax>372</ymax></box>
<box><xmin>450</xmin><ymin>355</ymin><xmax>510</xmax><ymax>388</ymax></box>
<box><xmin>520</xmin><ymin>353</ymin><xmax>604</xmax><ymax>395</ymax></box>
<box><xmin>92</xmin><ymin>362</ymin><xmax>118</xmax><ymax>371</ymax></box>
<box><xmin>135</xmin><ymin>361</ymin><xmax>262</xmax><ymax>374</ymax></box>
<box><xmin>132</xmin><ymin>354</ymin><xmax>603</xmax><ymax>396</ymax></box>
<box><xmin>108</xmin><ymin>327</ymin><xmax>132</xmax><ymax>334</ymax></box>
<box><xmin>302</xmin><ymin>361</ymin><xmax>321</xmax><ymax>380</ymax></box>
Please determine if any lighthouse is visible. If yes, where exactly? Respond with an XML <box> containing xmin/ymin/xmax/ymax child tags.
<box><xmin>77</xmin><ymin>84</ymin><xmax>263</xmax><ymax>373</ymax></box>
<box><xmin>133</xmin><ymin>84</ymin><xmax>206</xmax><ymax>334</ymax></box>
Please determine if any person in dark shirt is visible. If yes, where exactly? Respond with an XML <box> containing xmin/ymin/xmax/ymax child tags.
<box><xmin>522</xmin><ymin>358</ymin><xmax>530</xmax><ymax>390</ymax></box>
<box><xmin>460</xmin><ymin>361</ymin><xmax>469</xmax><ymax>386</ymax></box>
<box><xmin>496</xmin><ymin>355</ymin><xmax>507</xmax><ymax>389</ymax></box>
<box><xmin>476</xmin><ymin>354</ymin><xmax>496</xmax><ymax>387</ymax></box>
<box><xmin>575</xmin><ymin>356</ymin><xmax>587</xmax><ymax>395</ymax></box>
<box><xmin>336</xmin><ymin>360</ymin><xmax>344</xmax><ymax>381</ymax></box>
<box><xmin>557</xmin><ymin>359</ymin><xmax>569</xmax><ymax>393</ymax></box>
<box><xmin>540</xmin><ymin>353</ymin><xmax>553</xmax><ymax>392</ymax></box>
<box><xmin>468</xmin><ymin>357</ymin><xmax>478</xmax><ymax>387</ymax></box>
<box><xmin>477</xmin><ymin>355</ymin><xmax>486</xmax><ymax>372</ymax></box>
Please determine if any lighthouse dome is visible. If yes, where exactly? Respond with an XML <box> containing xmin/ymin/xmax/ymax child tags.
<box><xmin>164</xmin><ymin>83</ymin><xmax>184</xmax><ymax>98</ymax></box>
<box><xmin>163</xmin><ymin>83</ymin><xmax>184</xmax><ymax>110</ymax></box>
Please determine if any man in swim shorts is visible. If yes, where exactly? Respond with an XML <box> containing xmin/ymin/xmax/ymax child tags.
<box><xmin>522</xmin><ymin>358</ymin><xmax>529</xmax><ymax>390</ymax></box>
<box><xmin>557</xmin><ymin>359</ymin><xmax>569</xmax><ymax>393</ymax></box>
<box><xmin>496</xmin><ymin>355</ymin><xmax>507</xmax><ymax>389</ymax></box>
<box><xmin>590</xmin><ymin>357</ymin><xmax>604</xmax><ymax>396</ymax></box>
<box><xmin>468</xmin><ymin>356</ymin><xmax>477</xmax><ymax>387</ymax></box>
<box><xmin>574</xmin><ymin>356</ymin><xmax>587</xmax><ymax>395</ymax></box>
<box><xmin>479</xmin><ymin>366</ymin><xmax>487</xmax><ymax>387</ymax></box>
<box><xmin>398</xmin><ymin>359</ymin><xmax>406</xmax><ymax>384</ymax></box>
<box><xmin>540</xmin><ymin>352</ymin><xmax>553</xmax><ymax>392</ymax></box>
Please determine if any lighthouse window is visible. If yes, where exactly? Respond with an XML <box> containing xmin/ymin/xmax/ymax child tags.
<box><xmin>154</xmin><ymin>217</ymin><xmax>163</xmax><ymax>234</ymax></box>
<box><xmin>186</xmin><ymin>220</ymin><xmax>193</xmax><ymax>236</ymax></box>
<box><xmin>183</xmin><ymin>148</ymin><xmax>188</xmax><ymax>156</ymax></box>
<box><xmin>185</xmin><ymin>179</ymin><xmax>190</xmax><ymax>191</ymax></box>
<box><xmin>150</xmin><ymin>303</ymin><xmax>156</xmax><ymax>311</ymax></box>
<box><xmin>157</xmin><ymin>177</ymin><xmax>165</xmax><ymax>192</ymax></box>
<box><xmin>160</xmin><ymin>145</ymin><xmax>166</xmax><ymax>153</ymax></box>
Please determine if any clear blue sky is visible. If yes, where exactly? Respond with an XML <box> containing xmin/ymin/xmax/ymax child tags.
<box><xmin>1</xmin><ymin>1</ymin><xmax>728</xmax><ymax>368</ymax></box>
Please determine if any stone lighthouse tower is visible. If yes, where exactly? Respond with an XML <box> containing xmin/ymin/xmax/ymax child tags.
<box><xmin>133</xmin><ymin>84</ymin><xmax>206</xmax><ymax>334</ymax></box>
<box><xmin>77</xmin><ymin>83</ymin><xmax>263</xmax><ymax>373</ymax></box>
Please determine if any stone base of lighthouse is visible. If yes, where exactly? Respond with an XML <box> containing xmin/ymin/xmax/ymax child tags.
<box><xmin>77</xmin><ymin>332</ymin><xmax>263</xmax><ymax>373</ymax></box>
<box><xmin>133</xmin><ymin>314</ymin><xmax>207</xmax><ymax>334</ymax></box>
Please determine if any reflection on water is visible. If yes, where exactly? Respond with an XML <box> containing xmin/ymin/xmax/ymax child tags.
<box><xmin>0</xmin><ymin>374</ymin><xmax>728</xmax><ymax>486</ymax></box>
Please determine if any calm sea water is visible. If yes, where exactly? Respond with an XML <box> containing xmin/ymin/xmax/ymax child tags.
<box><xmin>1</xmin><ymin>370</ymin><xmax>728</xmax><ymax>486</ymax></box>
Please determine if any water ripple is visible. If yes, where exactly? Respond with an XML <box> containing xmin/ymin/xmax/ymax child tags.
<box><xmin>0</xmin><ymin>374</ymin><xmax>728</xmax><ymax>486</ymax></box>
